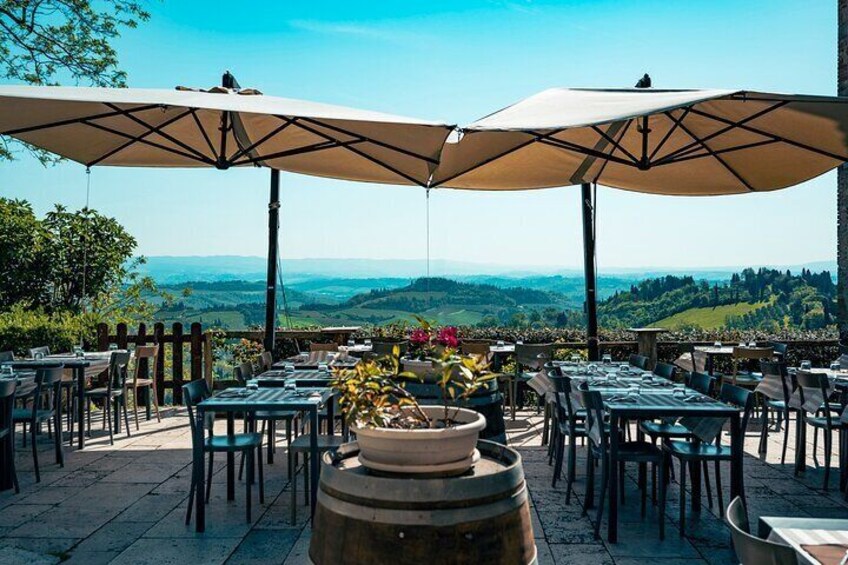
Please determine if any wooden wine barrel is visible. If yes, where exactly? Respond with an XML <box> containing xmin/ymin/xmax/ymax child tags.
<box><xmin>404</xmin><ymin>379</ymin><xmax>506</xmax><ymax>444</ymax></box>
<box><xmin>310</xmin><ymin>440</ymin><xmax>536</xmax><ymax>565</ymax></box>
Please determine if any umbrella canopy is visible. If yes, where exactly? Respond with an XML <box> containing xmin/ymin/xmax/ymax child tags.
<box><xmin>0</xmin><ymin>85</ymin><xmax>453</xmax><ymax>186</ymax></box>
<box><xmin>431</xmin><ymin>88</ymin><xmax>848</xmax><ymax>195</ymax></box>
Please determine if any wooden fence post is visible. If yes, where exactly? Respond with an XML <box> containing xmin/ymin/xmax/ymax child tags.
<box><xmin>116</xmin><ymin>323</ymin><xmax>128</xmax><ymax>350</ymax></box>
<box><xmin>172</xmin><ymin>322</ymin><xmax>184</xmax><ymax>405</ymax></box>
<box><xmin>190</xmin><ymin>322</ymin><xmax>202</xmax><ymax>384</ymax></box>
<box><xmin>203</xmin><ymin>331</ymin><xmax>214</xmax><ymax>390</ymax></box>
<box><xmin>154</xmin><ymin>322</ymin><xmax>165</xmax><ymax>405</ymax></box>
<box><xmin>96</xmin><ymin>323</ymin><xmax>109</xmax><ymax>351</ymax></box>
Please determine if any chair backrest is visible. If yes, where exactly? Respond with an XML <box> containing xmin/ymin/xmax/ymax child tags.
<box><xmin>628</xmin><ymin>353</ymin><xmax>650</xmax><ymax>370</ymax></box>
<box><xmin>688</xmin><ymin>371</ymin><xmax>715</xmax><ymax>396</ymax></box>
<box><xmin>732</xmin><ymin>346</ymin><xmax>773</xmax><ymax>361</ymax></box>
<box><xmin>29</xmin><ymin>346</ymin><xmax>50</xmax><ymax>359</ymax></box>
<box><xmin>515</xmin><ymin>343</ymin><xmax>554</xmax><ymax>370</ymax></box>
<box><xmin>548</xmin><ymin>368</ymin><xmax>578</xmax><ymax>425</ymax></box>
<box><xmin>577</xmin><ymin>385</ymin><xmax>606</xmax><ymax>449</ymax></box>
<box><xmin>30</xmin><ymin>366</ymin><xmax>63</xmax><ymax>417</ymax></box>
<box><xmin>259</xmin><ymin>351</ymin><xmax>274</xmax><ymax>372</ymax></box>
<box><xmin>758</xmin><ymin>360</ymin><xmax>790</xmax><ymax>402</ymax></box>
<box><xmin>771</xmin><ymin>342</ymin><xmax>788</xmax><ymax>360</ymax></box>
<box><xmin>653</xmin><ymin>362</ymin><xmax>676</xmax><ymax>381</ymax></box>
<box><xmin>795</xmin><ymin>370</ymin><xmax>834</xmax><ymax>423</ymax></box>
<box><xmin>182</xmin><ymin>379</ymin><xmax>211</xmax><ymax>438</ymax></box>
<box><xmin>0</xmin><ymin>351</ymin><xmax>14</xmax><ymax>362</ymax></box>
<box><xmin>371</xmin><ymin>340</ymin><xmax>408</xmax><ymax>358</ymax></box>
<box><xmin>132</xmin><ymin>345</ymin><xmax>159</xmax><ymax>384</ymax></box>
<box><xmin>234</xmin><ymin>362</ymin><xmax>253</xmax><ymax>384</ymax></box>
<box><xmin>691</xmin><ymin>346</ymin><xmax>708</xmax><ymax>373</ymax></box>
<box><xmin>726</xmin><ymin>497</ymin><xmax>798</xmax><ymax>565</ymax></box>
<box><xmin>719</xmin><ymin>382</ymin><xmax>755</xmax><ymax>437</ymax></box>
<box><xmin>0</xmin><ymin>377</ymin><xmax>17</xmax><ymax>436</ymax></box>
<box><xmin>108</xmin><ymin>351</ymin><xmax>131</xmax><ymax>391</ymax></box>
<box><xmin>310</xmin><ymin>342</ymin><xmax>339</xmax><ymax>353</ymax></box>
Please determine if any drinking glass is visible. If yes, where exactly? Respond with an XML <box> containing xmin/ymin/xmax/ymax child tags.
<box><xmin>34</xmin><ymin>351</ymin><xmax>44</xmax><ymax>360</ymax></box>
<box><xmin>830</xmin><ymin>362</ymin><xmax>841</xmax><ymax>371</ymax></box>
<box><xmin>569</xmin><ymin>353</ymin><xmax>581</xmax><ymax>363</ymax></box>
<box><xmin>246</xmin><ymin>379</ymin><xmax>258</xmax><ymax>392</ymax></box>
<box><xmin>800</xmin><ymin>360</ymin><xmax>812</xmax><ymax>371</ymax></box>
<box><xmin>284</xmin><ymin>380</ymin><xmax>297</xmax><ymax>392</ymax></box>
<box><xmin>587</xmin><ymin>363</ymin><xmax>598</xmax><ymax>373</ymax></box>
<box><xmin>318</xmin><ymin>362</ymin><xmax>329</xmax><ymax>373</ymax></box>
<box><xmin>284</xmin><ymin>363</ymin><xmax>295</xmax><ymax>373</ymax></box>
<box><xmin>497</xmin><ymin>340</ymin><xmax>505</xmax><ymax>347</ymax></box>
<box><xmin>364</xmin><ymin>338</ymin><xmax>372</xmax><ymax>346</ymax></box>
<box><xmin>347</xmin><ymin>339</ymin><xmax>355</xmax><ymax>347</ymax></box>
<box><xmin>73</xmin><ymin>345</ymin><xmax>84</xmax><ymax>358</ymax></box>
<box><xmin>1</xmin><ymin>366</ymin><xmax>13</xmax><ymax>378</ymax></box>
<box><xmin>713</xmin><ymin>341</ymin><xmax>722</xmax><ymax>348</ymax></box>
<box><xmin>516</xmin><ymin>340</ymin><xmax>524</xmax><ymax>345</ymax></box>
<box><xmin>601</xmin><ymin>353</ymin><xmax>612</xmax><ymax>365</ymax></box>
<box><xmin>108</xmin><ymin>343</ymin><xmax>118</xmax><ymax>351</ymax></box>
<box><xmin>673</xmin><ymin>384</ymin><xmax>685</xmax><ymax>398</ymax></box>
<box><xmin>748</xmin><ymin>341</ymin><xmax>757</xmax><ymax>347</ymax></box>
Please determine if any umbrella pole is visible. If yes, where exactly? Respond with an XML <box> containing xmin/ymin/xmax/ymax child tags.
<box><xmin>264</xmin><ymin>169</ymin><xmax>281</xmax><ymax>353</ymax></box>
<box><xmin>581</xmin><ymin>182</ymin><xmax>600</xmax><ymax>361</ymax></box>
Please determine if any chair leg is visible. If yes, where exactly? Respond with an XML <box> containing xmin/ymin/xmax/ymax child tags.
<box><xmin>552</xmin><ymin>433</ymin><xmax>564</xmax><ymax>489</ymax></box>
<box><xmin>205</xmin><ymin>452</ymin><xmax>214</xmax><ymax>503</ymax></box>
<box><xmin>31</xmin><ymin>420</ymin><xmax>40</xmax><ymax>483</ymax></box>
<box><xmin>9</xmin><ymin>431</ymin><xmax>19</xmax><ymax>494</ymax></box>
<box><xmin>246</xmin><ymin>450</ymin><xmax>253</xmax><ymax>523</ymax></box>
<box><xmin>813</xmin><ymin>426</ymin><xmax>820</xmax><ymax>467</ymax></box>
<box><xmin>257</xmin><ymin>445</ymin><xmax>265</xmax><ymax>504</ymax></box>
<box><xmin>823</xmin><ymin>430</ymin><xmax>832</xmax><ymax>491</ymax></box>
<box><xmin>106</xmin><ymin>398</ymin><xmax>114</xmax><ymax>446</ymax></box>
<box><xmin>132</xmin><ymin>387</ymin><xmax>140</xmax><ymax>431</ymax></box>
<box><xmin>702</xmin><ymin>460</ymin><xmax>713</xmax><ymax>510</ymax></box>
<box><xmin>186</xmin><ymin>464</ymin><xmax>196</xmax><ymax>525</ymax></box>
<box><xmin>566</xmin><ymin>435</ymin><xmax>577</xmax><ymax>505</ymax></box>
<box><xmin>594</xmin><ymin>454</ymin><xmax>608</xmax><ymax>541</ymax></box>
<box><xmin>758</xmin><ymin>403</ymin><xmax>768</xmax><ymax>455</ymax></box>
<box><xmin>122</xmin><ymin>396</ymin><xmax>131</xmax><ymax>437</ymax></box>
<box><xmin>86</xmin><ymin>398</ymin><xmax>92</xmax><ymax>437</ymax></box>
<box><xmin>678</xmin><ymin>458</ymin><xmax>687</xmax><ymax>537</ymax></box>
<box><xmin>151</xmin><ymin>384</ymin><xmax>162</xmax><ymax>423</ymax></box>
<box><xmin>659</xmin><ymin>459</ymin><xmax>667</xmax><ymax>541</ymax></box>
<box><xmin>714</xmin><ymin>460</ymin><xmax>724</xmax><ymax>516</ymax></box>
<box><xmin>618</xmin><ymin>461</ymin><xmax>625</xmax><ymax>505</ymax></box>
<box><xmin>583</xmin><ymin>450</ymin><xmax>595</xmax><ymax>515</ymax></box>
<box><xmin>548</xmin><ymin>425</ymin><xmax>556</xmax><ymax>466</ymax></box>
<box><xmin>303</xmin><ymin>456</ymin><xmax>309</xmax><ymax>506</ymax></box>
<box><xmin>290</xmin><ymin>448</ymin><xmax>297</xmax><ymax>525</ymax></box>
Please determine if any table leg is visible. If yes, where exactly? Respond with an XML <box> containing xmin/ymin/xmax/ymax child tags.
<box><xmin>227</xmin><ymin>413</ymin><xmax>235</xmax><ymax>501</ymax></box>
<box><xmin>76</xmin><ymin>367</ymin><xmax>86</xmax><ymax>449</ymax></box>
<box><xmin>195</xmin><ymin>407</ymin><xmax>206</xmax><ymax>533</ymax></box>
<box><xmin>707</xmin><ymin>354</ymin><xmax>715</xmax><ymax>376</ymax></box>
<box><xmin>0</xmin><ymin>428</ymin><xmax>10</xmax><ymax>491</ymax></box>
<box><xmin>608</xmin><ymin>413</ymin><xmax>620</xmax><ymax>543</ymax></box>
<box><xmin>327</xmin><ymin>397</ymin><xmax>335</xmax><ymax>437</ymax></box>
<box><xmin>730</xmin><ymin>412</ymin><xmax>743</xmax><ymax>501</ymax></box>
<box><xmin>795</xmin><ymin>410</ymin><xmax>806</xmax><ymax>474</ymax></box>
<box><xmin>310</xmin><ymin>407</ymin><xmax>319</xmax><ymax>524</ymax></box>
<box><xmin>691</xmin><ymin>446</ymin><xmax>701</xmax><ymax>513</ymax></box>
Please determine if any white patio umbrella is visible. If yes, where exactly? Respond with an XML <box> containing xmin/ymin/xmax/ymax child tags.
<box><xmin>0</xmin><ymin>73</ymin><xmax>455</xmax><ymax>348</ymax></box>
<box><xmin>429</xmin><ymin>87</ymin><xmax>848</xmax><ymax>357</ymax></box>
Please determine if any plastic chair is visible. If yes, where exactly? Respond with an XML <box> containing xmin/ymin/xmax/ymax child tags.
<box><xmin>129</xmin><ymin>345</ymin><xmax>161</xmax><ymax>428</ymax></box>
<box><xmin>84</xmin><ymin>351</ymin><xmax>131</xmax><ymax>445</ymax></box>
<box><xmin>726</xmin><ymin>497</ymin><xmax>798</xmax><ymax>565</ymax></box>
<box><xmin>13</xmin><ymin>366</ymin><xmax>64</xmax><ymax>482</ymax></box>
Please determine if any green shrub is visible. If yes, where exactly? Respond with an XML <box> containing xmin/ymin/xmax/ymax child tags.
<box><xmin>0</xmin><ymin>306</ymin><xmax>95</xmax><ymax>356</ymax></box>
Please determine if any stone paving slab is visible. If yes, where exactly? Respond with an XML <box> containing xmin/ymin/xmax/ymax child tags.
<box><xmin>0</xmin><ymin>406</ymin><xmax>845</xmax><ymax>563</ymax></box>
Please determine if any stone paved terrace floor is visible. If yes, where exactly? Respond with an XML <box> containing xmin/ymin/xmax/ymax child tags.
<box><xmin>0</xmin><ymin>405</ymin><xmax>846</xmax><ymax>564</ymax></box>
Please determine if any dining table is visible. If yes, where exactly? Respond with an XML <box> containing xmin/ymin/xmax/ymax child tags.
<box><xmin>192</xmin><ymin>386</ymin><xmax>334</xmax><ymax>533</ymax></box>
<box><xmin>1</xmin><ymin>352</ymin><xmax>111</xmax><ymax>449</ymax></box>
<box><xmin>272</xmin><ymin>351</ymin><xmax>359</xmax><ymax>370</ymax></box>
<box><xmin>759</xmin><ymin>516</ymin><xmax>848</xmax><ymax>565</ymax></box>
<box><xmin>693</xmin><ymin>345</ymin><xmax>735</xmax><ymax>375</ymax></box>
<box><xmin>550</xmin><ymin>363</ymin><xmax>743</xmax><ymax>543</ymax></box>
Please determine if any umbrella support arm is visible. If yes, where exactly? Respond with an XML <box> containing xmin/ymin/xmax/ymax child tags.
<box><xmin>581</xmin><ymin>182</ymin><xmax>600</xmax><ymax>361</ymax></box>
<box><xmin>264</xmin><ymin>169</ymin><xmax>280</xmax><ymax>353</ymax></box>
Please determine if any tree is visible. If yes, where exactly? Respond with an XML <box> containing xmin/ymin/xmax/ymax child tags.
<box><xmin>0</xmin><ymin>1</ymin><xmax>150</xmax><ymax>162</ymax></box>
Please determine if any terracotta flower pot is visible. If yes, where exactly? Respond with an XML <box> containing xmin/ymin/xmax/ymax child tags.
<box><xmin>354</xmin><ymin>406</ymin><xmax>486</xmax><ymax>475</ymax></box>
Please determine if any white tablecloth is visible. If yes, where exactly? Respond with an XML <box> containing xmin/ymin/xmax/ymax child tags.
<box><xmin>768</xmin><ymin>528</ymin><xmax>848</xmax><ymax>565</ymax></box>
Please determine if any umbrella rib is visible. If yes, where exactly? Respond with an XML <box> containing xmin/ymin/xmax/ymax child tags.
<box><xmin>86</xmin><ymin>108</ymin><xmax>196</xmax><ymax>167</ymax></box>
<box><xmin>231</xmin><ymin>139</ymin><xmax>364</xmax><ymax>167</ymax></box>
<box><xmin>591</xmin><ymin>120</ymin><xmax>634</xmax><ymax>183</ymax></box>
<box><xmin>674</xmin><ymin>118</ymin><xmax>754</xmax><ymax>191</ymax></box>
<box><xmin>654</xmin><ymin>102</ymin><xmax>788</xmax><ymax>165</ymax></box>
<box><xmin>287</xmin><ymin>117</ymin><xmax>426</xmax><ymax>186</ymax></box>
<box><xmin>648</xmin><ymin>107</ymin><xmax>691</xmax><ymax>162</ymax></box>
<box><xmin>103</xmin><ymin>103</ymin><xmax>212</xmax><ymax>163</ymax></box>
<box><xmin>297</xmin><ymin>116</ymin><xmax>443</xmax><ymax>165</ymax></box>
<box><xmin>0</xmin><ymin>104</ymin><xmax>162</xmax><ymax>136</ymax></box>
<box><xmin>687</xmin><ymin>107</ymin><xmax>848</xmax><ymax>163</ymax></box>
<box><xmin>653</xmin><ymin>138</ymin><xmax>780</xmax><ymax>166</ymax></box>
<box><xmin>589</xmin><ymin>125</ymin><xmax>640</xmax><ymax>164</ymax></box>
<box><xmin>189</xmin><ymin>109</ymin><xmax>219</xmax><ymax>161</ymax></box>
<box><xmin>429</xmin><ymin>137</ymin><xmax>537</xmax><ymax>187</ymax></box>
<box><xmin>80</xmin><ymin>120</ymin><xmax>213</xmax><ymax>165</ymax></box>
<box><xmin>536</xmin><ymin>136</ymin><xmax>636</xmax><ymax>168</ymax></box>
<box><xmin>227</xmin><ymin>117</ymin><xmax>296</xmax><ymax>164</ymax></box>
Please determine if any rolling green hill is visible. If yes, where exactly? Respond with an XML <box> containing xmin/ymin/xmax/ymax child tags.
<box><xmin>654</xmin><ymin>301</ymin><xmax>770</xmax><ymax>330</ymax></box>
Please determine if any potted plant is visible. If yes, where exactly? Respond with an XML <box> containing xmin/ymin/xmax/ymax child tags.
<box><xmin>402</xmin><ymin>316</ymin><xmax>460</xmax><ymax>382</ymax></box>
<box><xmin>331</xmin><ymin>331</ymin><xmax>494</xmax><ymax>475</ymax></box>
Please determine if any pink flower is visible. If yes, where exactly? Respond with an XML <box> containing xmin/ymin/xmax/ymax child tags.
<box><xmin>436</xmin><ymin>326</ymin><xmax>459</xmax><ymax>348</ymax></box>
<box><xmin>409</xmin><ymin>328</ymin><xmax>431</xmax><ymax>346</ymax></box>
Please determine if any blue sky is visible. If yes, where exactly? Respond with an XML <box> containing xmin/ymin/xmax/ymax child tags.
<box><xmin>0</xmin><ymin>0</ymin><xmax>839</xmax><ymax>272</ymax></box>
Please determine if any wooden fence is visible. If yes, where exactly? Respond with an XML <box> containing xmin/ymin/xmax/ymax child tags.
<box><xmin>95</xmin><ymin>322</ymin><xmax>213</xmax><ymax>406</ymax></box>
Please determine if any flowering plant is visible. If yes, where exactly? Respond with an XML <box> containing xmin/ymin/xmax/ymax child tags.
<box><xmin>407</xmin><ymin>316</ymin><xmax>460</xmax><ymax>360</ymax></box>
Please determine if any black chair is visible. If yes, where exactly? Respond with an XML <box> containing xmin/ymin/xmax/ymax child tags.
<box><xmin>28</xmin><ymin>346</ymin><xmax>76</xmax><ymax>433</ymax></box>
<box><xmin>653</xmin><ymin>362</ymin><xmax>676</xmax><ymax>381</ymax></box>
<box><xmin>28</xmin><ymin>346</ymin><xmax>50</xmax><ymax>359</ymax></box>
<box><xmin>0</xmin><ymin>378</ymin><xmax>18</xmax><ymax>493</ymax></box>
<box><xmin>183</xmin><ymin>379</ymin><xmax>264</xmax><ymax>524</ymax></box>
<box><xmin>771</xmin><ymin>342</ymin><xmax>788</xmax><ymax>361</ymax></box>
<box><xmin>663</xmin><ymin>383</ymin><xmax>754</xmax><ymax>535</ymax></box>
<box><xmin>369</xmin><ymin>340</ymin><xmax>408</xmax><ymax>359</ymax></box>
<box><xmin>13</xmin><ymin>366</ymin><xmax>64</xmax><ymax>482</ymax></box>
<box><xmin>628</xmin><ymin>354</ymin><xmax>650</xmax><ymax>370</ymax></box>
<box><xmin>0</xmin><ymin>351</ymin><xmax>14</xmax><ymax>363</ymax></box>
<box><xmin>579</xmin><ymin>384</ymin><xmax>665</xmax><ymax>540</ymax></box>
<box><xmin>549</xmin><ymin>369</ymin><xmax>587</xmax><ymax>502</ymax></box>
<box><xmin>259</xmin><ymin>351</ymin><xmax>274</xmax><ymax>373</ymax></box>
<box><xmin>726</xmin><ymin>497</ymin><xmax>798</xmax><ymax>564</ymax></box>
<box><xmin>756</xmin><ymin>360</ymin><xmax>794</xmax><ymax>465</ymax></box>
<box><xmin>795</xmin><ymin>370</ymin><xmax>847</xmax><ymax>491</ymax></box>
<box><xmin>84</xmin><ymin>351</ymin><xmax>131</xmax><ymax>445</ymax></box>
<box><xmin>514</xmin><ymin>343</ymin><xmax>554</xmax><ymax>413</ymax></box>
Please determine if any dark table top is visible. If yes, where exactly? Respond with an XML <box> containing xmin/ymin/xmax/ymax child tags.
<box><xmin>198</xmin><ymin>387</ymin><xmax>332</xmax><ymax>412</ymax></box>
